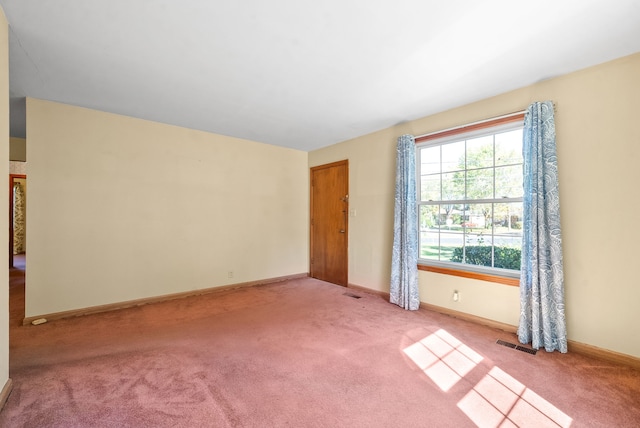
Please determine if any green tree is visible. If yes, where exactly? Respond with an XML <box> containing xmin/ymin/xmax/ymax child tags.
<box><xmin>446</xmin><ymin>137</ymin><xmax>522</xmax><ymax>270</ymax></box>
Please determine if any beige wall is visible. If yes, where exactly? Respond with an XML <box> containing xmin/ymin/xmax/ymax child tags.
<box><xmin>26</xmin><ymin>99</ymin><xmax>309</xmax><ymax>316</ymax></box>
<box><xmin>310</xmin><ymin>53</ymin><xmax>640</xmax><ymax>358</ymax></box>
<box><xmin>0</xmin><ymin>6</ymin><xmax>9</xmax><ymax>396</ymax></box>
<box><xmin>9</xmin><ymin>137</ymin><xmax>25</xmax><ymax>161</ymax></box>
<box><xmin>9</xmin><ymin>161</ymin><xmax>26</xmax><ymax>175</ymax></box>
<box><xmin>19</xmin><ymin>52</ymin><xmax>640</xmax><ymax>358</ymax></box>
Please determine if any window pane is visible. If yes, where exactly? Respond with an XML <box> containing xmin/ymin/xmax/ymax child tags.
<box><xmin>416</xmin><ymin>121</ymin><xmax>523</xmax><ymax>274</ymax></box>
<box><xmin>420</xmin><ymin>230</ymin><xmax>440</xmax><ymax>260</ymax></box>
<box><xmin>420</xmin><ymin>205</ymin><xmax>441</xmax><ymax>230</ymax></box>
<box><xmin>442</xmin><ymin>140</ymin><xmax>464</xmax><ymax>173</ymax></box>
<box><xmin>493</xmin><ymin>202</ymin><xmax>523</xmax><ymax>235</ymax></box>
<box><xmin>493</xmin><ymin>202</ymin><xmax>523</xmax><ymax>271</ymax></box>
<box><xmin>494</xmin><ymin>233</ymin><xmax>522</xmax><ymax>245</ymax></box>
<box><xmin>420</xmin><ymin>146</ymin><xmax>440</xmax><ymax>174</ymax></box>
<box><xmin>466</xmin><ymin>135</ymin><xmax>494</xmax><ymax>169</ymax></box>
<box><xmin>421</xmin><ymin>174</ymin><xmax>440</xmax><ymax>201</ymax></box>
<box><xmin>495</xmin><ymin>129</ymin><xmax>523</xmax><ymax>166</ymax></box>
<box><xmin>464</xmin><ymin>234</ymin><xmax>493</xmax><ymax>267</ymax></box>
<box><xmin>496</xmin><ymin>165</ymin><xmax>523</xmax><ymax>198</ymax></box>
<box><xmin>440</xmin><ymin>232</ymin><xmax>463</xmax><ymax>262</ymax></box>
<box><xmin>494</xmin><ymin>236</ymin><xmax>522</xmax><ymax>270</ymax></box>
<box><xmin>442</xmin><ymin>172</ymin><xmax>464</xmax><ymax>201</ymax></box>
<box><xmin>495</xmin><ymin>164</ymin><xmax>523</xmax><ymax>198</ymax></box>
<box><xmin>465</xmin><ymin>203</ymin><xmax>492</xmax><ymax>231</ymax></box>
<box><xmin>465</xmin><ymin>232</ymin><xmax>492</xmax><ymax>246</ymax></box>
<box><xmin>466</xmin><ymin>168</ymin><xmax>493</xmax><ymax>199</ymax></box>
<box><xmin>442</xmin><ymin>204</ymin><xmax>464</xmax><ymax>230</ymax></box>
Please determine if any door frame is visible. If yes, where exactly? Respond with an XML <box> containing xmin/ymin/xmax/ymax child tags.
<box><xmin>9</xmin><ymin>174</ymin><xmax>26</xmax><ymax>268</ymax></box>
<box><xmin>309</xmin><ymin>159</ymin><xmax>349</xmax><ymax>286</ymax></box>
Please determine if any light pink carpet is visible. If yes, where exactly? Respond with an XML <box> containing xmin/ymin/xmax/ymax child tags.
<box><xmin>3</xmin><ymin>270</ymin><xmax>639</xmax><ymax>427</ymax></box>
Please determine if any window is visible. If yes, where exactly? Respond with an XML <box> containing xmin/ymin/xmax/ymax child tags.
<box><xmin>416</xmin><ymin>114</ymin><xmax>524</xmax><ymax>278</ymax></box>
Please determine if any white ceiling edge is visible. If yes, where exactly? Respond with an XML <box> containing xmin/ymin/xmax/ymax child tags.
<box><xmin>3</xmin><ymin>0</ymin><xmax>640</xmax><ymax>151</ymax></box>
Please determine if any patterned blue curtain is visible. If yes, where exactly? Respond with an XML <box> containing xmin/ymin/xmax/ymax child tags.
<box><xmin>518</xmin><ymin>101</ymin><xmax>567</xmax><ymax>353</ymax></box>
<box><xmin>390</xmin><ymin>134</ymin><xmax>420</xmax><ymax>310</ymax></box>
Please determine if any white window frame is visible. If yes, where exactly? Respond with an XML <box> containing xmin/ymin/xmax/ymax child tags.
<box><xmin>416</xmin><ymin>114</ymin><xmax>525</xmax><ymax>281</ymax></box>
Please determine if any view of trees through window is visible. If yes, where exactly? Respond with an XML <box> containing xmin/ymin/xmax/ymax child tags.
<box><xmin>418</xmin><ymin>125</ymin><xmax>523</xmax><ymax>272</ymax></box>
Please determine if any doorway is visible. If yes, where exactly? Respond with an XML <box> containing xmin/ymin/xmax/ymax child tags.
<box><xmin>310</xmin><ymin>160</ymin><xmax>348</xmax><ymax>286</ymax></box>
<box><xmin>9</xmin><ymin>174</ymin><xmax>26</xmax><ymax>269</ymax></box>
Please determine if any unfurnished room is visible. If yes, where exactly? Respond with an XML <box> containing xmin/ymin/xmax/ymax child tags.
<box><xmin>0</xmin><ymin>1</ymin><xmax>639</xmax><ymax>427</ymax></box>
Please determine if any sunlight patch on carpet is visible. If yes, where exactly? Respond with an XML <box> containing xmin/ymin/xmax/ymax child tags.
<box><xmin>403</xmin><ymin>330</ymin><xmax>573</xmax><ymax>427</ymax></box>
<box><xmin>403</xmin><ymin>329</ymin><xmax>483</xmax><ymax>392</ymax></box>
<box><xmin>458</xmin><ymin>366</ymin><xmax>573</xmax><ymax>427</ymax></box>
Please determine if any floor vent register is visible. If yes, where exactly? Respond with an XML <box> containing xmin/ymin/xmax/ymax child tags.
<box><xmin>496</xmin><ymin>339</ymin><xmax>538</xmax><ymax>355</ymax></box>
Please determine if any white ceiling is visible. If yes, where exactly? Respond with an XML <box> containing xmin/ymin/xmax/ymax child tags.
<box><xmin>2</xmin><ymin>0</ymin><xmax>640</xmax><ymax>152</ymax></box>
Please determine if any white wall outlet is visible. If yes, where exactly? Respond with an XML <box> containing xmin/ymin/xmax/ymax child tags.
<box><xmin>228</xmin><ymin>271</ymin><xmax>234</xmax><ymax>278</ymax></box>
<box><xmin>453</xmin><ymin>290</ymin><xmax>460</xmax><ymax>302</ymax></box>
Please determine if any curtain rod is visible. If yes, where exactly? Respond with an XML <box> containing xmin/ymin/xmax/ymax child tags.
<box><xmin>415</xmin><ymin>102</ymin><xmax>557</xmax><ymax>140</ymax></box>
<box><xmin>415</xmin><ymin>109</ymin><xmax>526</xmax><ymax>140</ymax></box>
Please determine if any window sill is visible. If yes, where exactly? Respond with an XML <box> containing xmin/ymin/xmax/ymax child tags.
<box><xmin>417</xmin><ymin>264</ymin><xmax>519</xmax><ymax>286</ymax></box>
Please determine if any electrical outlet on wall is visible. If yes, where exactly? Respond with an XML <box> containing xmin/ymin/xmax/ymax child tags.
<box><xmin>228</xmin><ymin>271</ymin><xmax>234</xmax><ymax>278</ymax></box>
<box><xmin>453</xmin><ymin>290</ymin><xmax>460</xmax><ymax>302</ymax></box>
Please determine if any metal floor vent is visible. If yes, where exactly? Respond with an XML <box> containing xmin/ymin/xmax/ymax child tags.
<box><xmin>496</xmin><ymin>339</ymin><xmax>538</xmax><ymax>355</ymax></box>
<box><xmin>343</xmin><ymin>292</ymin><xmax>362</xmax><ymax>299</ymax></box>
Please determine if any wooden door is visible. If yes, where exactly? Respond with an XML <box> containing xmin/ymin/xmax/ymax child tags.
<box><xmin>310</xmin><ymin>160</ymin><xmax>348</xmax><ymax>286</ymax></box>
